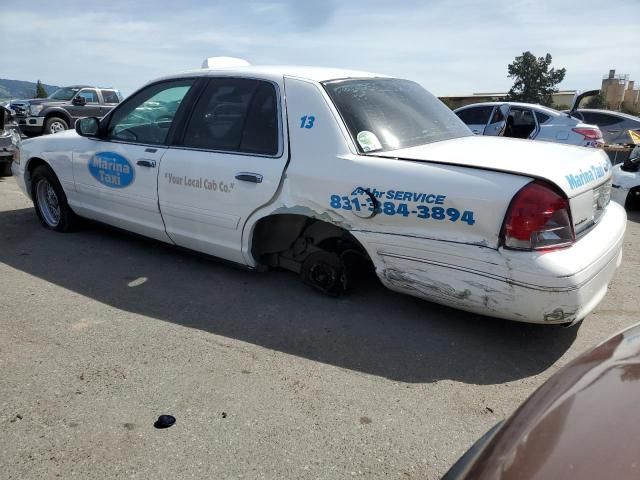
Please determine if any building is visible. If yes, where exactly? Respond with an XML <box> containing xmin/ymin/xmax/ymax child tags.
<box><xmin>440</xmin><ymin>90</ymin><xmax>577</xmax><ymax>110</ymax></box>
<box><xmin>602</xmin><ymin>70</ymin><xmax>640</xmax><ymax>112</ymax></box>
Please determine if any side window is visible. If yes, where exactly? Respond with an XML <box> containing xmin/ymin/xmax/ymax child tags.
<box><xmin>583</xmin><ymin>112</ymin><xmax>620</xmax><ymax>127</ymax></box>
<box><xmin>107</xmin><ymin>79</ymin><xmax>194</xmax><ymax>145</ymax></box>
<box><xmin>455</xmin><ymin>106</ymin><xmax>493</xmax><ymax>126</ymax></box>
<box><xmin>183</xmin><ymin>78</ymin><xmax>279</xmax><ymax>155</ymax></box>
<box><xmin>535</xmin><ymin>111</ymin><xmax>551</xmax><ymax>124</ymax></box>
<box><xmin>101</xmin><ymin>90</ymin><xmax>121</xmax><ymax>104</ymax></box>
<box><xmin>77</xmin><ymin>89</ymin><xmax>99</xmax><ymax>104</ymax></box>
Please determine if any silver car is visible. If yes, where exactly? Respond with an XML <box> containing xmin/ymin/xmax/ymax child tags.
<box><xmin>454</xmin><ymin>102</ymin><xmax>604</xmax><ymax>148</ymax></box>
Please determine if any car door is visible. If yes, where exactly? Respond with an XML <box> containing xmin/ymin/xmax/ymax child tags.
<box><xmin>99</xmin><ymin>89</ymin><xmax>122</xmax><ymax>117</ymax></box>
<box><xmin>503</xmin><ymin>106</ymin><xmax>538</xmax><ymax>139</ymax></box>
<box><xmin>158</xmin><ymin>76</ymin><xmax>287</xmax><ymax>264</ymax></box>
<box><xmin>483</xmin><ymin>105</ymin><xmax>507</xmax><ymax>136</ymax></box>
<box><xmin>71</xmin><ymin>78</ymin><xmax>197</xmax><ymax>242</ymax></box>
<box><xmin>455</xmin><ymin>105</ymin><xmax>493</xmax><ymax>134</ymax></box>
<box><xmin>67</xmin><ymin>89</ymin><xmax>103</xmax><ymax>122</ymax></box>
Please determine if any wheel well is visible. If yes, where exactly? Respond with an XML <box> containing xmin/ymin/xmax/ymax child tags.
<box><xmin>26</xmin><ymin>158</ymin><xmax>48</xmax><ymax>195</ymax></box>
<box><xmin>250</xmin><ymin>214</ymin><xmax>372</xmax><ymax>274</ymax></box>
<box><xmin>45</xmin><ymin>111</ymin><xmax>72</xmax><ymax>126</ymax></box>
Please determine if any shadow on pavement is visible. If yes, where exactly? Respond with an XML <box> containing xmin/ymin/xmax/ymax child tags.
<box><xmin>0</xmin><ymin>207</ymin><xmax>578</xmax><ymax>384</ymax></box>
<box><xmin>627</xmin><ymin>208</ymin><xmax>640</xmax><ymax>224</ymax></box>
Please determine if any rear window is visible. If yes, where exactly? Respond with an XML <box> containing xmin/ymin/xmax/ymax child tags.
<box><xmin>456</xmin><ymin>106</ymin><xmax>494</xmax><ymax>126</ymax></box>
<box><xmin>535</xmin><ymin>111</ymin><xmax>551</xmax><ymax>124</ymax></box>
<box><xmin>323</xmin><ymin>78</ymin><xmax>471</xmax><ymax>153</ymax></box>
<box><xmin>101</xmin><ymin>90</ymin><xmax>121</xmax><ymax>104</ymax></box>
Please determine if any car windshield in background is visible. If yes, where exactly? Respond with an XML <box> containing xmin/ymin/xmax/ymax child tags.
<box><xmin>323</xmin><ymin>78</ymin><xmax>471</xmax><ymax>153</ymax></box>
<box><xmin>48</xmin><ymin>87</ymin><xmax>80</xmax><ymax>101</ymax></box>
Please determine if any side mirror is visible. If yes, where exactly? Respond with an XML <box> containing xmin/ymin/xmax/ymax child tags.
<box><xmin>75</xmin><ymin>117</ymin><xmax>100</xmax><ymax>137</ymax></box>
<box><xmin>72</xmin><ymin>96</ymin><xmax>86</xmax><ymax>106</ymax></box>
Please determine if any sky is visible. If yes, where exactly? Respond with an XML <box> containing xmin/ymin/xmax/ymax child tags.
<box><xmin>1</xmin><ymin>0</ymin><xmax>638</xmax><ymax>97</ymax></box>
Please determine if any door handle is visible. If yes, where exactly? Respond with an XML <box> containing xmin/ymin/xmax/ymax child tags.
<box><xmin>235</xmin><ymin>172</ymin><xmax>263</xmax><ymax>183</ymax></box>
<box><xmin>137</xmin><ymin>159</ymin><xmax>156</xmax><ymax>168</ymax></box>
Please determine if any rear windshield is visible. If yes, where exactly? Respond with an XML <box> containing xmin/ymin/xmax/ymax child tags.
<box><xmin>323</xmin><ymin>78</ymin><xmax>471</xmax><ymax>153</ymax></box>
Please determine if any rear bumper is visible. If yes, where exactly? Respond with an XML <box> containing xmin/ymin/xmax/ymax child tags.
<box><xmin>357</xmin><ymin>202</ymin><xmax>626</xmax><ymax>324</ymax></box>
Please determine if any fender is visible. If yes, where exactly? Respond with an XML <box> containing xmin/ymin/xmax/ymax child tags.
<box><xmin>41</xmin><ymin>107</ymin><xmax>73</xmax><ymax>126</ymax></box>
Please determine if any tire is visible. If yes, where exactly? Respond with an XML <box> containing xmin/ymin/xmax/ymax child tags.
<box><xmin>31</xmin><ymin>165</ymin><xmax>76</xmax><ymax>232</ymax></box>
<box><xmin>300</xmin><ymin>251</ymin><xmax>350</xmax><ymax>296</ymax></box>
<box><xmin>44</xmin><ymin>116</ymin><xmax>69</xmax><ymax>135</ymax></box>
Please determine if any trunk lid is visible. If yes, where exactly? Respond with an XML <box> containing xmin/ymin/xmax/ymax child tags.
<box><xmin>371</xmin><ymin>135</ymin><xmax>611</xmax><ymax>198</ymax></box>
<box><xmin>372</xmin><ymin>135</ymin><xmax>612</xmax><ymax>236</ymax></box>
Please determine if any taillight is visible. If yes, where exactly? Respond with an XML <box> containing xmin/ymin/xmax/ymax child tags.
<box><xmin>501</xmin><ymin>181</ymin><xmax>575</xmax><ymax>251</ymax></box>
<box><xmin>572</xmin><ymin>127</ymin><xmax>602</xmax><ymax>140</ymax></box>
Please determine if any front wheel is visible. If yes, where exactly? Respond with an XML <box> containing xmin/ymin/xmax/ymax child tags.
<box><xmin>44</xmin><ymin>116</ymin><xmax>69</xmax><ymax>135</ymax></box>
<box><xmin>31</xmin><ymin>165</ymin><xmax>77</xmax><ymax>232</ymax></box>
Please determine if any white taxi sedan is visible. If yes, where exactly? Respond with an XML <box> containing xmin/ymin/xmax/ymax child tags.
<box><xmin>12</xmin><ymin>60</ymin><xmax>626</xmax><ymax>325</ymax></box>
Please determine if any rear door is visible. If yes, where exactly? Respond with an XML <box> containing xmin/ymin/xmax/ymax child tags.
<box><xmin>158</xmin><ymin>76</ymin><xmax>286</xmax><ymax>264</ymax></box>
<box><xmin>99</xmin><ymin>89</ymin><xmax>122</xmax><ymax>117</ymax></box>
<box><xmin>71</xmin><ymin>78</ymin><xmax>197</xmax><ymax>241</ymax></box>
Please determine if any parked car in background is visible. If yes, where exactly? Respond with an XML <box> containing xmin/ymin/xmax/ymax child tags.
<box><xmin>13</xmin><ymin>60</ymin><xmax>625</xmax><ymax>325</ymax></box>
<box><xmin>568</xmin><ymin>109</ymin><xmax>640</xmax><ymax>146</ymax></box>
<box><xmin>9</xmin><ymin>86</ymin><xmax>123</xmax><ymax>136</ymax></box>
<box><xmin>454</xmin><ymin>102</ymin><xmax>604</xmax><ymax>148</ymax></box>
<box><xmin>443</xmin><ymin>322</ymin><xmax>640</xmax><ymax>480</ymax></box>
<box><xmin>0</xmin><ymin>105</ymin><xmax>20</xmax><ymax>176</ymax></box>
<box><xmin>611</xmin><ymin>146</ymin><xmax>640</xmax><ymax>208</ymax></box>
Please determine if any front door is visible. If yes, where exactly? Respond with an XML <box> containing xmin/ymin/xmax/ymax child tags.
<box><xmin>67</xmin><ymin>89</ymin><xmax>103</xmax><ymax>122</ymax></box>
<box><xmin>71</xmin><ymin>79</ymin><xmax>196</xmax><ymax>241</ymax></box>
<box><xmin>158</xmin><ymin>77</ymin><xmax>287</xmax><ymax>264</ymax></box>
<box><xmin>483</xmin><ymin>105</ymin><xmax>508</xmax><ymax>136</ymax></box>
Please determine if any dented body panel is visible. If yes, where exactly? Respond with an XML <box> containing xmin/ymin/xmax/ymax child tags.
<box><xmin>14</xmin><ymin>65</ymin><xmax>626</xmax><ymax>324</ymax></box>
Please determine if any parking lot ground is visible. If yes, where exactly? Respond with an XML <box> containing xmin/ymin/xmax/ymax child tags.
<box><xmin>1</xmin><ymin>175</ymin><xmax>639</xmax><ymax>479</ymax></box>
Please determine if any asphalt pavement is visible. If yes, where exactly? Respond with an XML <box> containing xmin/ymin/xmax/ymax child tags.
<box><xmin>1</xmin><ymin>175</ymin><xmax>639</xmax><ymax>479</ymax></box>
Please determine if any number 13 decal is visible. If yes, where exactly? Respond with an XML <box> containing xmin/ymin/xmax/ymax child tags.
<box><xmin>300</xmin><ymin>115</ymin><xmax>316</xmax><ymax>129</ymax></box>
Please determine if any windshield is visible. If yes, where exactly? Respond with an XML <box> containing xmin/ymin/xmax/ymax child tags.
<box><xmin>48</xmin><ymin>87</ymin><xmax>81</xmax><ymax>101</ymax></box>
<box><xmin>323</xmin><ymin>78</ymin><xmax>471</xmax><ymax>153</ymax></box>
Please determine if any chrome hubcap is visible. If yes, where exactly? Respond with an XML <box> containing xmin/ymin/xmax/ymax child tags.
<box><xmin>36</xmin><ymin>179</ymin><xmax>61</xmax><ymax>227</ymax></box>
<box><xmin>49</xmin><ymin>121</ymin><xmax>66</xmax><ymax>133</ymax></box>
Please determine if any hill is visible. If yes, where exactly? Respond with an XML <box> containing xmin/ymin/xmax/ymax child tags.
<box><xmin>0</xmin><ymin>79</ymin><xmax>60</xmax><ymax>101</ymax></box>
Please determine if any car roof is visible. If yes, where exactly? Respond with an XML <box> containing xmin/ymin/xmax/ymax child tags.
<box><xmin>151</xmin><ymin>65</ymin><xmax>389</xmax><ymax>84</ymax></box>
<box><xmin>455</xmin><ymin>101</ymin><xmax>561</xmax><ymax>116</ymax></box>
<box><xmin>576</xmin><ymin>109</ymin><xmax>640</xmax><ymax>121</ymax></box>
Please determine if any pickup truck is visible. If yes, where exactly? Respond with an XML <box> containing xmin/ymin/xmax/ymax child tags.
<box><xmin>9</xmin><ymin>86</ymin><xmax>123</xmax><ymax>136</ymax></box>
<box><xmin>12</xmin><ymin>60</ymin><xmax>626</xmax><ymax>325</ymax></box>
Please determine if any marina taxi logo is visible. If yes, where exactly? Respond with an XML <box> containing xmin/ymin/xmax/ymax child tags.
<box><xmin>88</xmin><ymin>151</ymin><xmax>135</xmax><ymax>188</ymax></box>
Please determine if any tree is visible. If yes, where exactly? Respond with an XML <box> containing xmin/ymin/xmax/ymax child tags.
<box><xmin>585</xmin><ymin>92</ymin><xmax>606</xmax><ymax>109</ymax></box>
<box><xmin>507</xmin><ymin>52</ymin><xmax>566</xmax><ymax>106</ymax></box>
<box><xmin>35</xmin><ymin>80</ymin><xmax>48</xmax><ymax>98</ymax></box>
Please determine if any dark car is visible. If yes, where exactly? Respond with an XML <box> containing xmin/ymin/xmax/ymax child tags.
<box><xmin>9</xmin><ymin>86</ymin><xmax>123</xmax><ymax>136</ymax></box>
<box><xmin>0</xmin><ymin>105</ymin><xmax>20</xmax><ymax>176</ymax></box>
<box><xmin>443</xmin><ymin>323</ymin><xmax>640</xmax><ymax>480</ymax></box>
<box><xmin>570</xmin><ymin>109</ymin><xmax>640</xmax><ymax>146</ymax></box>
